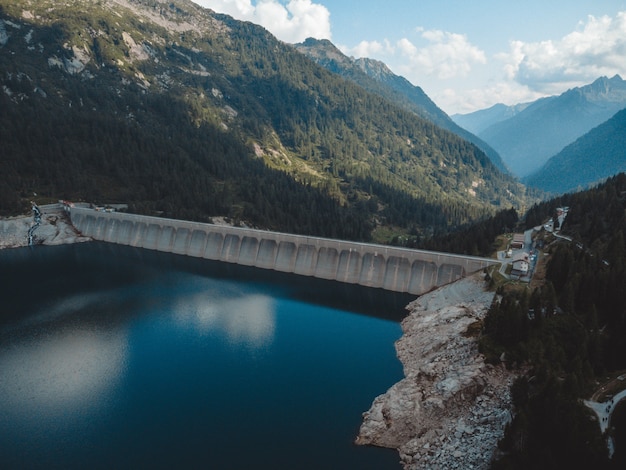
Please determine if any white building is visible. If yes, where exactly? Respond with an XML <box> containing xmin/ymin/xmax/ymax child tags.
<box><xmin>511</xmin><ymin>252</ymin><xmax>529</xmax><ymax>276</ymax></box>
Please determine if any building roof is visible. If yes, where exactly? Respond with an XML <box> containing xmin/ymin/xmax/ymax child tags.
<box><xmin>512</xmin><ymin>252</ymin><xmax>529</xmax><ymax>262</ymax></box>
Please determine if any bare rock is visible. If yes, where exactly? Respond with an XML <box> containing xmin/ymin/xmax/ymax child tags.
<box><xmin>0</xmin><ymin>205</ymin><xmax>91</xmax><ymax>249</ymax></box>
<box><xmin>356</xmin><ymin>273</ymin><xmax>516</xmax><ymax>469</ymax></box>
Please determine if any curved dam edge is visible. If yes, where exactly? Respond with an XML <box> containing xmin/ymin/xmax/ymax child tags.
<box><xmin>69</xmin><ymin>207</ymin><xmax>498</xmax><ymax>295</ymax></box>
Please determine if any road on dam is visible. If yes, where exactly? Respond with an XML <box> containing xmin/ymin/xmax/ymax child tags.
<box><xmin>69</xmin><ymin>206</ymin><xmax>498</xmax><ymax>295</ymax></box>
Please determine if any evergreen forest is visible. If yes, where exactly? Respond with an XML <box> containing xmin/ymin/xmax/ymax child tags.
<box><xmin>0</xmin><ymin>0</ymin><xmax>528</xmax><ymax>242</ymax></box>
<box><xmin>482</xmin><ymin>174</ymin><xmax>626</xmax><ymax>469</ymax></box>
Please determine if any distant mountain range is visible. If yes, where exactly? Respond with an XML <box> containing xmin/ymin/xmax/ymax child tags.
<box><xmin>453</xmin><ymin>75</ymin><xmax>626</xmax><ymax>178</ymax></box>
<box><xmin>452</xmin><ymin>102</ymin><xmax>531</xmax><ymax>136</ymax></box>
<box><xmin>293</xmin><ymin>38</ymin><xmax>509</xmax><ymax>173</ymax></box>
<box><xmin>524</xmin><ymin>108</ymin><xmax>626</xmax><ymax>194</ymax></box>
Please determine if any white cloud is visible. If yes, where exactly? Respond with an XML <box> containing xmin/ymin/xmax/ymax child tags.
<box><xmin>500</xmin><ymin>11</ymin><xmax>626</xmax><ymax>94</ymax></box>
<box><xmin>345</xmin><ymin>28</ymin><xmax>486</xmax><ymax>81</ymax></box>
<box><xmin>340</xmin><ymin>28</ymin><xmax>489</xmax><ymax>113</ymax></box>
<box><xmin>193</xmin><ymin>0</ymin><xmax>331</xmax><ymax>43</ymax></box>
<box><xmin>410</xmin><ymin>12</ymin><xmax>626</xmax><ymax>113</ymax></box>
<box><xmin>441</xmin><ymin>83</ymin><xmax>546</xmax><ymax>115</ymax></box>
<box><xmin>347</xmin><ymin>39</ymin><xmax>394</xmax><ymax>58</ymax></box>
<box><xmin>193</xmin><ymin>3</ymin><xmax>626</xmax><ymax>114</ymax></box>
<box><xmin>422</xmin><ymin>30</ymin><xmax>486</xmax><ymax>79</ymax></box>
<box><xmin>396</xmin><ymin>37</ymin><xmax>416</xmax><ymax>56</ymax></box>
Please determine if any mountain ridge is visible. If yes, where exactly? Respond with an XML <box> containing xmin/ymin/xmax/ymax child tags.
<box><xmin>523</xmin><ymin>107</ymin><xmax>626</xmax><ymax>194</ymax></box>
<box><xmin>466</xmin><ymin>75</ymin><xmax>626</xmax><ymax>177</ymax></box>
<box><xmin>0</xmin><ymin>0</ymin><xmax>527</xmax><ymax>242</ymax></box>
<box><xmin>293</xmin><ymin>37</ymin><xmax>510</xmax><ymax>174</ymax></box>
<box><xmin>452</xmin><ymin>102</ymin><xmax>532</xmax><ymax>136</ymax></box>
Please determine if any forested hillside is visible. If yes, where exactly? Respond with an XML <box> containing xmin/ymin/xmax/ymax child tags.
<box><xmin>484</xmin><ymin>173</ymin><xmax>626</xmax><ymax>469</ymax></box>
<box><xmin>294</xmin><ymin>38</ymin><xmax>509</xmax><ymax>174</ymax></box>
<box><xmin>0</xmin><ymin>0</ymin><xmax>528</xmax><ymax>242</ymax></box>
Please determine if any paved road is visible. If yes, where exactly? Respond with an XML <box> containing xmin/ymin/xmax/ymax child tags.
<box><xmin>585</xmin><ymin>375</ymin><xmax>626</xmax><ymax>435</ymax></box>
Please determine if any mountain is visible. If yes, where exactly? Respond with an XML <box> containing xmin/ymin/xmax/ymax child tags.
<box><xmin>473</xmin><ymin>75</ymin><xmax>626</xmax><ymax>177</ymax></box>
<box><xmin>0</xmin><ymin>0</ymin><xmax>527</xmax><ymax>242</ymax></box>
<box><xmin>452</xmin><ymin>102</ymin><xmax>531</xmax><ymax>136</ymax></box>
<box><xmin>293</xmin><ymin>38</ymin><xmax>509</xmax><ymax>173</ymax></box>
<box><xmin>524</xmin><ymin>107</ymin><xmax>626</xmax><ymax>194</ymax></box>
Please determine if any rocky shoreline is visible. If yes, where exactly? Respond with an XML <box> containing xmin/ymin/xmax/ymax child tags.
<box><xmin>0</xmin><ymin>205</ymin><xmax>91</xmax><ymax>249</ymax></box>
<box><xmin>356</xmin><ymin>273</ymin><xmax>516</xmax><ymax>469</ymax></box>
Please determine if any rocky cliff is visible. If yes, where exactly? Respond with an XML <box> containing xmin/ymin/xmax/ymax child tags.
<box><xmin>357</xmin><ymin>273</ymin><xmax>515</xmax><ymax>469</ymax></box>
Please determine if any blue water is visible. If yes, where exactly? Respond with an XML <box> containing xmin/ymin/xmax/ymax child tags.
<box><xmin>0</xmin><ymin>243</ymin><xmax>409</xmax><ymax>469</ymax></box>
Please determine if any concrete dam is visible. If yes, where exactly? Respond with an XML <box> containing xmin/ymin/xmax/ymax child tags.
<box><xmin>69</xmin><ymin>207</ymin><xmax>498</xmax><ymax>295</ymax></box>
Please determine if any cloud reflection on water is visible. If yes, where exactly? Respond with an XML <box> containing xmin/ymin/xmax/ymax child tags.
<box><xmin>0</xmin><ymin>267</ymin><xmax>277</xmax><ymax>438</ymax></box>
<box><xmin>0</xmin><ymin>326</ymin><xmax>128</xmax><ymax>425</ymax></box>
<box><xmin>172</xmin><ymin>291</ymin><xmax>276</xmax><ymax>349</ymax></box>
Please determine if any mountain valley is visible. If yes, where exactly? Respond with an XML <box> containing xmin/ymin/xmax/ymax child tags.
<box><xmin>454</xmin><ymin>75</ymin><xmax>626</xmax><ymax>181</ymax></box>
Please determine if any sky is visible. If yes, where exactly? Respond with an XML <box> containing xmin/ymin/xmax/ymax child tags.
<box><xmin>192</xmin><ymin>1</ymin><xmax>626</xmax><ymax>115</ymax></box>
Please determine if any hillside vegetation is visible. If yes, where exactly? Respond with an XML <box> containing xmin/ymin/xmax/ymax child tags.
<box><xmin>484</xmin><ymin>173</ymin><xmax>626</xmax><ymax>469</ymax></box>
<box><xmin>294</xmin><ymin>38</ymin><xmax>509</xmax><ymax>174</ymax></box>
<box><xmin>0</xmin><ymin>0</ymin><xmax>527</xmax><ymax>242</ymax></box>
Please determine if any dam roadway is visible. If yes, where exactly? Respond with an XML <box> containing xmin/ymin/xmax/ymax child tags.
<box><xmin>69</xmin><ymin>206</ymin><xmax>498</xmax><ymax>295</ymax></box>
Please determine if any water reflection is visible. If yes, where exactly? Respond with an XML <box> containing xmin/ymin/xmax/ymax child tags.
<box><xmin>0</xmin><ymin>287</ymin><xmax>131</xmax><ymax>434</ymax></box>
<box><xmin>0</xmin><ymin>327</ymin><xmax>127</xmax><ymax>421</ymax></box>
<box><xmin>0</xmin><ymin>243</ymin><xmax>404</xmax><ymax>469</ymax></box>
<box><xmin>173</xmin><ymin>292</ymin><xmax>275</xmax><ymax>348</ymax></box>
<box><xmin>6</xmin><ymin>291</ymin><xmax>110</xmax><ymax>332</ymax></box>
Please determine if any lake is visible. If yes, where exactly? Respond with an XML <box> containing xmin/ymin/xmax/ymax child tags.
<box><xmin>0</xmin><ymin>242</ymin><xmax>413</xmax><ymax>469</ymax></box>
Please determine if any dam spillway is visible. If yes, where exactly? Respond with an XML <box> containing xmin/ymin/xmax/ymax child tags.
<box><xmin>69</xmin><ymin>207</ymin><xmax>498</xmax><ymax>295</ymax></box>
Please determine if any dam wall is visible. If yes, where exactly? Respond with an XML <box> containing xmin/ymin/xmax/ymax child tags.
<box><xmin>69</xmin><ymin>207</ymin><xmax>498</xmax><ymax>295</ymax></box>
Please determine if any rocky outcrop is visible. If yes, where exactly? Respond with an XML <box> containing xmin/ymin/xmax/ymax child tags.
<box><xmin>0</xmin><ymin>205</ymin><xmax>90</xmax><ymax>249</ymax></box>
<box><xmin>357</xmin><ymin>273</ymin><xmax>515</xmax><ymax>469</ymax></box>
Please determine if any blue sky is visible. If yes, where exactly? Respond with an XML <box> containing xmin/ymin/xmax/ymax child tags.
<box><xmin>193</xmin><ymin>1</ymin><xmax>626</xmax><ymax>114</ymax></box>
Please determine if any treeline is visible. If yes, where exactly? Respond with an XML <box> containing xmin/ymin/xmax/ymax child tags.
<box><xmin>483</xmin><ymin>174</ymin><xmax>626</xmax><ymax>469</ymax></box>
<box><xmin>382</xmin><ymin>206</ymin><xmax>518</xmax><ymax>256</ymax></box>
<box><xmin>415</xmin><ymin>207</ymin><xmax>519</xmax><ymax>256</ymax></box>
<box><xmin>525</xmin><ymin>173</ymin><xmax>626</xmax><ymax>250</ymax></box>
<box><xmin>219</xmin><ymin>13</ymin><xmax>526</xmax><ymax>216</ymax></box>
<box><xmin>0</xmin><ymin>82</ymin><xmax>373</xmax><ymax>240</ymax></box>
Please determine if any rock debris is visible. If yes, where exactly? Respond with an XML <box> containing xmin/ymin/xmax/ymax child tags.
<box><xmin>356</xmin><ymin>273</ymin><xmax>516</xmax><ymax>469</ymax></box>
